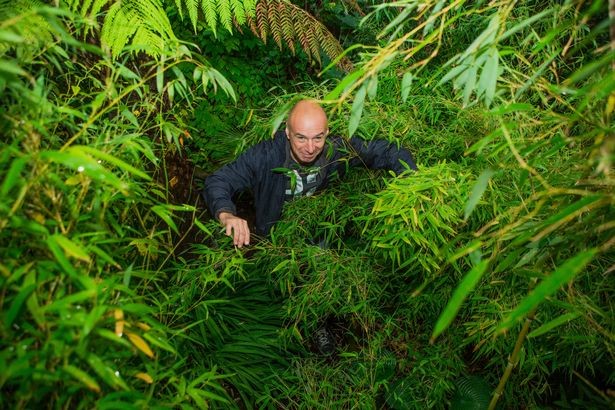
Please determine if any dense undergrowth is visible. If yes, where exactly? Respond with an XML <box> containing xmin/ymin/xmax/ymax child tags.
<box><xmin>1</xmin><ymin>0</ymin><xmax>613</xmax><ymax>409</ymax></box>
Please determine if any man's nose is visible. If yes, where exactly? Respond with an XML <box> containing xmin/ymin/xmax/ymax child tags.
<box><xmin>306</xmin><ymin>140</ymin><xmax>315</xmax><ymax>152</ymax></box>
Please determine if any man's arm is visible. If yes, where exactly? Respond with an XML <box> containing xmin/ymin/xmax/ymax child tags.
<box><xmin>202</xmin><ymin>150</ymin><xmax>258</xmax><ymax>247</ymax></box>
<box><xmin>348</xmin><ymin>137</ymin><xmax>417</xmax><ymax>173</ymax></box>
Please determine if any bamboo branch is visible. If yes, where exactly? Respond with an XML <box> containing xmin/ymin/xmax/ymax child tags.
<box><xmin>488</xmin><ymin>306</ymin><xmax>538</xmax><ymax>410</ymax></box>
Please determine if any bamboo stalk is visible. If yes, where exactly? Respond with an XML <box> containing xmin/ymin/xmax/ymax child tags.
<box><xmin>488</xmin><ymin>306</ymin><xmax>538</xmax><ymax>410</ymax></box>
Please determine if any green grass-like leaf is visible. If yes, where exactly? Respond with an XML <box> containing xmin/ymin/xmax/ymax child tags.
<box><xmin>497</xmin><ymin>249</ymin><xmax>598</xmax><ymax>333</ymax></box>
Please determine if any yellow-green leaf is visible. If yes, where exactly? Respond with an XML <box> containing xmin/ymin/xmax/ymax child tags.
<box><xmin>126</xmin><ymin>331</ymin><xmax>155</xmax><ymax>358</ymax></box>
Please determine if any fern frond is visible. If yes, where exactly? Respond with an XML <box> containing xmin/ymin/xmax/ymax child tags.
<box><xmin>217</xmin><ymin>0</ymin><xmax>232</xmax><ymax>33</ymax></box>
<box><xmin>79</xmin><ymin>0</ymin><xmax>95</xmax><ymax>17</ymax></box>
<box><xmin>0</xmin><ymin>0</ymin><xmax>55</xmax><ymax>61</ymax></box>
<box><xmin>230</xmin><ymin>0</ymin><xmax>245</xmax><ymax>26</ymax></box>
<box><xmin>246</xmin><ymin>0</ymin><xmax>350</xmax><ymax>71</ymax></box>
<box><xmin>278</xmin><ymin>1</ymin><xmax>294</xmax><ymax>54</ymax></box>
<box><xmin>266</xmin><ymin>0</ymin><xmax>282</xmax><ymax>49</ymax></box>
<box><xmin>308</xmin><ymin>24</ymin><xmax>322</xmax><ymax>65</ymax></box>
<box><xmin>100</xmin><ymin>0</ymin><xmax>177</xmax><ymax>59</ymax></box>
<box><xmin>174</xmin><ymin>0</ymin><xmax>184</xmax><ymax>20</ymax></box>
<box><xmin>89</xmin><ymin>0</ymin><xmax>113</xmax><ymax>18</ymax></box>
<box><xmin>253</xmin><ymin>0</ymin><xmax>269</xmax><ymax>43</ymax></box>
<box><xmin>293</xmin><ymin>5</ymin><xmax>311</xmax><ymax>59</ymax></box>
<box><xmin>201</xmin><ymin>0</ymin><xmax>218</xmax><ymax>37</ymax></box>
<box><xmin>184</xmin><ymin>0</ymin><xmax>198</xmax><ymax>31</ymax></box>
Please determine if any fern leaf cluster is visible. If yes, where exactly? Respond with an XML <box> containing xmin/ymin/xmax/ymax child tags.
<box><xmin>63</xmin><ymin>0</ymin><xmax>112</xmax><ymax>20</ymax></box>
<box><xmin>99</xmin><ymin>0</ymin><xmax>178</xmax><ymax>58</ymax></box>
<box><xmin>246</xmin><ymin>0</ymin><xmax>351</xmax><ymax>71</ymax></box>
<box><xmin>174</xmin><ymin>0</ymin><xmax>256</xmax><ymax>36</ymax></box>
<box><xmin>0</xmin><ymin>0</ymin><xmax>55</xmax><ymax>61</ymax></box>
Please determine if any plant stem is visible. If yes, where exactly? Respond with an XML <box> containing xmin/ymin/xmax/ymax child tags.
<box><xmin>488</xmin><ymin>306</ymin><xmax>538</xmax><ymax>410</ymax></box>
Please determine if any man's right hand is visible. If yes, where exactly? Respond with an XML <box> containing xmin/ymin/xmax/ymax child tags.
<box><xmin>218</xmin><ymin>212</ymin><xmax>250</xmax><ymax>247</ymax></box>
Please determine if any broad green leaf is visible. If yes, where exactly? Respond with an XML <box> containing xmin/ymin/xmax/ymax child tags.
<box><xmin>51</xmin><ymin>234</ymin><xmax>91</xmax><ymax>263</ymax></box>
<box><xmin>367</xmin><ymin>74</ymin><xmax>378</xmax><ymax>101</ymax></box>
<box><xmin>63</xmin><ymin>364</ymin><xmax>101</xmax><ymax>392</ymax></box>
<box><xmin>401</xmin><ymin>71</ymin><xmax>413</xmax><ymax>103</ymax></box>
<box><xmin>5</xmin><ymin>284</ymin><xmax>36</xmax><ymax>327</ymax></box>
<box><xmin>528</xmin><ymin>312</ymin><xmax>581</xmax><ymax>338</ymax></box>
<box><xmin>143</xmin><ymin>331</ymin><xmax>177</xmax><ymax>355</ymax></box>
<box><xmin>497</xmin><ymin>249</ymin><xmax>597</xmax><ymax>333</ymax></box>
<box><xmin>348</xmin><ymin>84</ymin><xmax>367</xmax><ymax>137</ymax></box>
<box><xmin>532</xmin><ymin>195</ymin><xmax>604</xmax><ymax>241</ymax></box>
<box><xmin>448</xmin><ymin>240</ymin><xmax>483</xmax><ymax>262</ymax></box>
<box><xmin>501</xmin><ymin>8</ymin><xmax>554</xmax><ymax>40</ymax></box>
<box><xmin>0</xmin><ymin>156</ymin><xmax>28</xmax><ymax>196</ymax></box>
<box><xmin>194</xmin><ymin>218</ymin><xmax>212</xmax><ymax>236</ymax></box>
<box><xmin>78</xmin><ymin>145</ymin><xmax>150</xmax><ymax>180</ymax></box>
<box><xmin>44</xmin><ymin>289</ymin><xmax>98</xmax><ymax>312</ymax></box>
<box><xmin>431</xmin><ymin>259</ymin><xmax>489</xmax><ymax>342</ymax></box>
<box><xmin>479</xmin><ymin>47</ymin><xmax>499</xmax><ymax>107</ymax></box>
<box><xmin>464</xmin><ymin>169</ymin><xmax>494</xmax><ymax>220</ymax></box>
<box><xmin>151</xmin><ymin>205</ymin><xmax>178</xmax><ymax>233</ymax></box>
<box><xmin>47</xmin><ymin>235</ymin><xmax>98</xmax><ymax>289</ymax></box>
<box><xmin>94</xmin><ymin>329</ymin><xmax>132</xmax><ymax>348</ymax></box>
<box><xmin>490</xmin><ymin>103</ymin><xmax>534</xmax><ymax>115</ymax></box>
<box><xmin>0</xmin><ymin>59</ymin><xmax>27</xmax><ymax>76</ymax></box>
<box><xmin>465</xmin><ymin>61</ymin><xmax>479</xmax><ymax>106</ymax></box>
<box><xmin>324</xmin><ymin>68</ymin><xmax>365</xmax><ymax>101</ymax></box>
<box><xmin>86</xmin><ymin>354</ymin><xmax>129</xmax><ymax>390</ymax></box>
<box><xmin>0</xmin><ymin>30</ymin><xmax>24</xmax><ymax>43</ymax></box>
<box><xmin>41</xmin><ymin>149</ymin><xmax>128</xmax><ymax>192</ymax></box>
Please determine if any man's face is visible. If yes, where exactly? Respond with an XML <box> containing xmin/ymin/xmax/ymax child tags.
<box><xmin>286</xmin><ymin>125</ymin><xmax>328</xmax><ymax>166</ymax></box>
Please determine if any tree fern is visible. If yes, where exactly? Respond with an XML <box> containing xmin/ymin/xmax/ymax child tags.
<box><xmin>245</xmin><ymin>0</ymin><xmax>351</xmax><ymax>71</ymax></box>
<box><xmin>230</xmin><ymin>0</ymin><xmax>246</xmax><ymax>25</ymax></box>
<box><xmin>201</xmin><ymin>0</ymin><xmax>218</xmax><ymax>36</ymax></box>
<box><xmin>218</xmin><ymin>0</ymin><xmax>233</xmax><ymax>33</ymax></box>
<box><xmin>100</xmin><ymin>0</ymin><xmax>177</xmax><ymax>58</ymax></box>
<box><xmin>184</xmin><ymin>0</ymin><xmax>199</xmax><ymax>31</ymax></box>
<box><xmin>0</xmin><ymin>0</ymin><xmax>55</xmax><ymax>61</ymax></box>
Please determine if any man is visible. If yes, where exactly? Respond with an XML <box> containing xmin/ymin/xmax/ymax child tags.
<box><xmin>203</xmin><ymin>99</ymin><xmax>417</xmax><ymax>247</ymax></box>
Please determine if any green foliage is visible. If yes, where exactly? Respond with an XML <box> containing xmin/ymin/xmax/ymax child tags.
<box><xmin>1</xmin><ymin>0</ymin><xmax>614</xmax><ymax>409</ymax></box>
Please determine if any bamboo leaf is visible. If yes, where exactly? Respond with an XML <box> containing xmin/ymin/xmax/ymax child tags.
<box><xmin>497</xmin><ymin>249</ymin><xmax>597</xmax><ymax>333</ymax></box>
<box><xmin>51</xmin><ymin>234</ymin><xmax>91</xmax><ymax>263</ymax></box>
<box><xmin>126</xmin><ymin>331</ymin><xmax>155</xmax><ymax>358</ymax></box>
<box><xmin>5</xmin><ymin>284</ymin><xmax>36</xmax><ymax>327</ymax></box>
<box><xmin>63</xmin><ymin>364</ymin><xmax>101</xmax><ymax>392</ymax></box>
<box><xmin>1</xmin><ymin>156</ymin><xmax>28</xmax><ymax>197</ymax></box>
<box><xmin>401</xmin><ymin>71</ymin><xmax>413</xmax><ymax>103</ymax></box>
<box><xmin>527</xmin><ymin>312</ymin><xmax>581</xmax><ymax>338</ymax></box>
<box><xmin>431</xmin><ymin>259</ymin><xmax>489</xmax><ymax>342</ymax></box>
<box><xmin>324</xmin><ymin>68</ymin><xmax>365</xmax><ymax>101</ymax></box>
<box><xmin>86</xmin><ymin>354</ymin><xmax>129</xmax><ymax>390</ymax></box>
<box><xmin>479</xmin><ymin>46</ymin><xmax>499</xmax><ymax>107</ymax></box>
<box><xmin>135</xmin><ymin>372</ymin><xmax>153</xmax><ymax>383</ymax></box>
<box><xmin>78</xmin><ymin>145</ymin><xmax>150</xmax><ymax>180</ymax></box>
<box><xmin>464</xmin><ymin>169</ymin><xmax>494</xmax><ymax>220</ymax></box>
<box><xmin>348</xmin><ymin>84</ymin><xmax>367</xmax><ymax>137</ymax></box>
<box><xmin>151</xmin><ymin>205</ymin><xmax>178</xmax><ymax>233</ymax></box>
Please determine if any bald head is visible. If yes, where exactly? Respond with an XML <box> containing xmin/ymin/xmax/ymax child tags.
<box><xmin>287</xmin><ymin>100</ymin><xmax>328</xmax><ymax>134</ymax></box>
<box><xmin>285</xmin><ymin>100</ymin><xmax>329</xmax><ymax>165</ymax></box>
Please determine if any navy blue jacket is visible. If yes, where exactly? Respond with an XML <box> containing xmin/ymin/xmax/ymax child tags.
<box><xmin>203</xmin><ymin>130</ymin><xmax>417</xmax><ymax>236</ymax></box>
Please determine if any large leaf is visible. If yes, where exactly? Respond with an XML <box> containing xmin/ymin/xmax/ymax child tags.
<box><xmin>348</xmin><ymin>84</ymin><xmax>367</xmax><ymax>137</ymax></box>
<box><xmin>497</xmin><ymin>249</ymin><xmax>597</xmax><ymax>333</ymax></box>
<box><xmin>431</xmin><ymin>259</ymin><xmax>489</xmax><ymax>342</ymax></box>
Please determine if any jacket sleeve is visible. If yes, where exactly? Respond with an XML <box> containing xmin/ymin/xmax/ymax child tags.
<box><xmin>202</xmin><ymin>147</ymin><xmax>260</xmax><ymax>220</ymax></box>
<box><xmin>347</xmin><ymin>137</ymin><xmax>417</xmax><ymax>174</ymax></box>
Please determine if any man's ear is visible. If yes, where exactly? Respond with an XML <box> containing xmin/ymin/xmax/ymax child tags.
<box><xmin>285</xmin><ymin>127</ymin><xmax>290</xmax><ymax>139</ymax></box>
